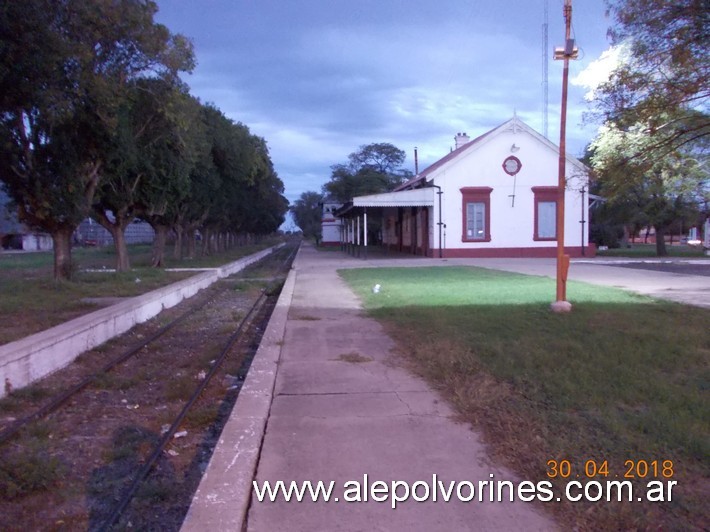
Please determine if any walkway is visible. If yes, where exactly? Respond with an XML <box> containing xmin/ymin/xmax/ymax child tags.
<box><xmin>248</xmin><ymin>244</ymin><xmax>553</xmax><ymax>530</ymax></box>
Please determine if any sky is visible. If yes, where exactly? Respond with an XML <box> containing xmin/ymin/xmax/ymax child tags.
<box><xmin>154</xmin><ymin>0</ymin><xmax>615</xmax><ymax>225</ymax></box>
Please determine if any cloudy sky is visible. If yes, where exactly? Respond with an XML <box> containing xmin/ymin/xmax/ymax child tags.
<box><xmin>154</xmin><ymin>0</ymin><xmax>614</xmax><ymax>220</ymax></box>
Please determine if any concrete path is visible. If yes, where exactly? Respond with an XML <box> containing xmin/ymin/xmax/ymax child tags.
<box><xmin>245</xmin><ymin>245</ymin><xmax>554</xmax><ymax>531</ymax></box>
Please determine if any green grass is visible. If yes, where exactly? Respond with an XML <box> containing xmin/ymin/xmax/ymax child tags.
<box><xmin>340</xmin><ymin>266</ymin><xmax>710</xmax><ymax>529</ymax></box>
<box><xmin>0</xmin><ymin>441</ymin><xmax>65</xmax><ymax>499</ymax></box>
<box><xmin>0</xmin><ymin>239</ymin><xmax>283</xmax><ymax>345</ymax></box>
<box><xmin>597</xmin><ymin>243</ymin><xmax>707</xmax><ymax>258</ymax></box>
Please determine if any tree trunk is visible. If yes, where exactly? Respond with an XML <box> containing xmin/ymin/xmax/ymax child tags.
<box><xmin>92</xmin><ymin>208</ymin><xmax>132</xmax><ymax>271</ymax></box>
<box><xmin>112</xmin><ymin>227</ymin><xmax>130</xmax><ymax>271</ymax></box>
<box><xmin>201</xmin><ymin>227</ymin><xmax>211</xmax><ymax>256</ymax></box>
<box><xmin>52</xmin><ymin>226</ymin><xmax>74</xmax><ymax>281</ymax></box>
<box><xmin>173</xmin><ymin>226</ymin><xmax>183</xmax><ymax>260</ymax></box>
<box><xmin>186</xmin><ymin>228</ymin><xmax>196</xmax><ymax>259</ymax></box>
<box><xmin>655</xmin><ymin>226</ymin><xmax>668</xmax><ymax>256</ymax></box>
<box><xmin>150</xmin><ymin>224</ymin><xmax>168</xmax><ymax>267</ymax></box>
<box><xmin>621</xmin><ymin>225</ymin><xmax>630</xmax><ymax>248</ymax></box>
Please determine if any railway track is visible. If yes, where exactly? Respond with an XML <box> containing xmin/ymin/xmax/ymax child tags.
<box><xmin>0</xmin><ymin>240</ymin><xmax>299</xmax><ymax>530</ymax></box>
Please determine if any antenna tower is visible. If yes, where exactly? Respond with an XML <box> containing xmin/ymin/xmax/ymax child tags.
<box><xmin>542</xmin><ymin>0</ymin><xmax>549</xmax><ymax>138</ymax></box>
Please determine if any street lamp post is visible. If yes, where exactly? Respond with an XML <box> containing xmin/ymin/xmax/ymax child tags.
<box><xmin>551</xmin><ymin>0</ymin><xmax>576</xmax><ymax>313</ymax></box>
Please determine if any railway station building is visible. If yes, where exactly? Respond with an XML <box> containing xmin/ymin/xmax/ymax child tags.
<box><xmin>335</xmin><ymin>116</ymin><xmax>595</xmax><ymax>258</ymax></box>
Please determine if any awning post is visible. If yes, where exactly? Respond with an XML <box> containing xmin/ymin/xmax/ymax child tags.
<box><xmin>364</xmin><ymin>208</ymin><xmax>368</xmax><ymax>260</ymax></box>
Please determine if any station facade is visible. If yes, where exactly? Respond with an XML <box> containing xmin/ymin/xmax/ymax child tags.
<box><xmin>335</xmin><ymin>117</ymin><xmax>595</xmax><ymax>258</ymax></box>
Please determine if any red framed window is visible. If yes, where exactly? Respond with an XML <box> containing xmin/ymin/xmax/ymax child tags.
<box><xmin>460</xmin><ymin>187</ymin><xmax>492</xmax><ymax>242</ymax></box>
<box><xmin>532</xmin><ymin>186</ymin><xmax>558</xmax><ymax>241</ymax></box>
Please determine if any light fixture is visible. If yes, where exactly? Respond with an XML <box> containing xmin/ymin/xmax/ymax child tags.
<box><xmin>511</xmin><ymin>144</ymin><xmax>520</xmax><ymax>153</ymax></box>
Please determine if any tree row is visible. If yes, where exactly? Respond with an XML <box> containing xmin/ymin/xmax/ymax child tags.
<box><xmin>0</xmin><ymin>0</ymin><xmax>288</xmax><ymax>279</ymax></box>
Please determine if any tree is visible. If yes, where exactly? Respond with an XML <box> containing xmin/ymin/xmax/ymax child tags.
<box><xmin>586</xmin><ymin>2</ymin><xmax>709</xmax><ymax>254</ymax></box>
<box><xmin>590</xmin><ymin>120</ymin><xmax>705</xmax><ymax>255</ymax></box>
<box><xmin>225</xmin><ymin>135</ymin><xmax>288</xmax><ymax>241</ymax></box>
<box><xmin>93</xmin><ymin>78</ymin><xmax>195</xmax><ymax>270</ymax></box>
<box><xmin>592</xmin><ymin>0</ymin><xmax>709</xmax><ymax>164</ymax></box>
<box><xmin>167</xmin><ymin>105</ymin><xmax>287</xmax><ymax>259</ymax></box>
<box><xmin>291</xmin><ymin>191</ymin><xmax>323</xmax><ymax>244</ymax></box>
<box><xmin>0</xmin><ymin>0</ymin><xmax>194</xmax><ymax>279</ymax></box>
<box><xmin>323</xmin><ymin>143</ymin><xmax>412</xmax><ymax>202</ymax></box>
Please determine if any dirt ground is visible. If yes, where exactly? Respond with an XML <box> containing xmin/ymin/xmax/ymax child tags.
<box><xmin>0</xmin><ymin>258</ymin><xmax>285</xmax><ymax>530</ymax></box>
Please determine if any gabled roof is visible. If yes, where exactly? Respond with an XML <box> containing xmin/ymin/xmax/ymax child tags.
<box><xmin>396</xmin><ymin>116</ymin><xmax>587</xmax><ymax>191</ymax></box>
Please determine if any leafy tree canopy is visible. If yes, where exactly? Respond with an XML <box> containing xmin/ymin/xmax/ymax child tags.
<box><xmin>323</xmin><ymin>143</ymin><xmax>413</xmax><ymax>202</ymax></box>
<box><xmin>0</xmin><ymin>0</ymin><xmax>194</xmax><ymax>278</ymax></box>
<box><xmin>586</xmin><ymin>1</ymin><xmax>709</xmax><ymax>255</ymax></box>
<box><xmin>590</xmin><ymin>117</ymin><xmax>707</xmax><ymax>255</ymax></box>
<box><xmin>592</xmin><ymin>0</ymin><xmax>709</xmax><ymax>162</ymax></box>
<box><xmin>290</xmin><ymin>191</ymin><xmax>323</xmax><ymax>243</ymax></box>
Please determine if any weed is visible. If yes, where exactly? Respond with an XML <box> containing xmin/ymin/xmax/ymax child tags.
<box><xmin>92</xmin><ymin>373</ymin><xmax>140</xmax><ymax>391</ymax></box>
<box><xmin>336</xmin><ymin>352</ymin><xmax>372</xmax><ymax>363</ymax></box>
<box><xmin>20</xmin><ymin>420</ymin><xmax>55</xmax><ymax>441</ymax></box>
<box><xmin>293</xmin><ymin>314</ymin><xmax>321</xmax><ymax>321</ymax></box>
<box><xmin>0</xmin><ymin>441</ymin><xmax>65</xmax><ymax>499</ymax></box>
<box><xmin>164</xmin><ymin>378</ymin><xmax>195</xmax><ymax>402</ymax></box>
<box><xmin>183</xmin><ymin>404</ymin><xmax>219</xmax><ymax>429</ymax></box>
<box><xmin>135</xmin><ymin>477</ymin><xmax>178</xmax><ymax>502</ymax></box>
<box><xmin>103</xmin><ymin>426</ymin><xmax>158</xmax><ymax>462</ymax></box>
<box><xmin>6</xmin><ymin>384</ymin><xmax>50</xmax><ymax>403</ymax></box>
<box><xmin>264</xmin><ymin>280</ymin><xmax>283</xmax><ymax>297</ymax></box>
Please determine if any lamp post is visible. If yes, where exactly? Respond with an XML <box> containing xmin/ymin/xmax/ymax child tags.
<box><xmin>551</xmin><ymin>0</ymin><xmax>576</xmax><ymax>313</ymax></box>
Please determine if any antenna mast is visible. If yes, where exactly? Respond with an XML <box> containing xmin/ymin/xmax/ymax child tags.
<box><xmin>542</xmin><ymin>0</ymin><xmax>549</xmax><ymax>138</ymax></box>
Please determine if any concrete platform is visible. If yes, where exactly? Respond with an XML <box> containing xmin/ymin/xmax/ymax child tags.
<box><xmin>0</xmin><ymin>245</ymin><xmax>280</xmax><ymax>398</ymax></box>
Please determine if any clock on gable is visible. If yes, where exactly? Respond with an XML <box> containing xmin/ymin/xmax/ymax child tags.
<box><xmin>502</xmin><ymin>155</ymin><xmax>522</xmax><ymax>176</ymax></box>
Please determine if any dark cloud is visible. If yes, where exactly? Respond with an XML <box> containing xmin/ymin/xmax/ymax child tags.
<box><xmin>155</xmin><ymin>0</ymin><xmax>611</xmax><ymax>203</ymax></box>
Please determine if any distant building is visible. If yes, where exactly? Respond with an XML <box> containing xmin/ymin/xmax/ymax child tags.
<box><xmin>74</xmin><ymin>217</ymin><xmax>154</xmax><ymax>247</ymax></box>
<box><xmin>0</xmin><ymin>189</ymin><xmax>53</xmax><ymax>251</ymax></box>
<box><xmin>1</xmin><ymin>190</ymin><xmax>154</xmax><ymax>251</ymax></box>
<box><xmin>320</xmin><ymin>198</ymin><xmax>343</xmax><ymax>246</ymax></box>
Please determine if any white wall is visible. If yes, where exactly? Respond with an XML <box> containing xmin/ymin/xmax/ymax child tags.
<box><xmin>431</xmin><ymin>126</ymin><xmax>588</xmax><ymax>253</ymax></box>
<box><xmin>322</xmin><ymin>222</ymin><xmax>341</xmax><ymax>243</ymax></box>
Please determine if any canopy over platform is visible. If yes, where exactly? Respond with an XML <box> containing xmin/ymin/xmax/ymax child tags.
<box><xmin>353</xmin><ymin>187</ymin><xmax>435</xmax><ymax>208</ymax></box>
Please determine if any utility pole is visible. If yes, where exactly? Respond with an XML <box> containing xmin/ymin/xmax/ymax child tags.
<box><xmin>551</xmin><ymin>0</ymin><xmax>576</xmax><ymax>313</ymax></box>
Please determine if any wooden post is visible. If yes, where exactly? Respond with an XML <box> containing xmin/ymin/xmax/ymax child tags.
<box><xmin>553</xmin><ymin>0</ymin><xmax>573</xmax><ymax>313</ymax></box>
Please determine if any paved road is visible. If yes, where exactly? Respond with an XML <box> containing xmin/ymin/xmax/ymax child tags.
<box><xmin>592</xmin><ymin>260</ymin><xmax>710</xmax><ymax>277</ymax></box>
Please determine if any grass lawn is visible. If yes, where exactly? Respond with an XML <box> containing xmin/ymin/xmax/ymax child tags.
<box><xmin>597</xmin><ymin>243</ymin><xmax>708</xmax><ymax>258</ymax></box>
<box><xmin>0</xmin><ymin>239</ymin><xmax>281</xmax><ymax>345</ymax></box>
<box><xmin>340</xmin><ymin>266</ymin><xmax>709</xmax><ymax>530</ymax></box>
